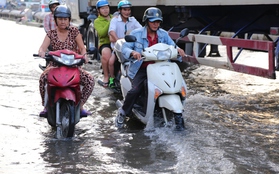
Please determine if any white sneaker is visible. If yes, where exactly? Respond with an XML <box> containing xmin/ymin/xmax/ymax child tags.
<box><xmin>115</xmin><ymin>108</ymin><xmax>126</xmax><ymax>128</ymax></box>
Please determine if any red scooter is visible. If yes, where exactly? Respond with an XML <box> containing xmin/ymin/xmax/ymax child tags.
<box><xmin>34</xmin><ymin>49</ymin><xmax>95</xmax><ymax>139</ymax></box>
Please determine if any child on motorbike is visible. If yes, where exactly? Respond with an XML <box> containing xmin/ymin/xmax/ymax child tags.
<box><xmin>38</xmin><ymin>5</ymin><xmax>95</xmax><ymax>117</ymax></box>
<box><xmin>108</xmin><ymin>0</ymin><xmax>142</xmax><ymax>90</ymax></box>
<box><xmin>94</xmin><ymin>0</ymin><xmax>114</xmax><ymax>88</ymax></box>
<box><xmin>116</xmin><ymin>7</ymin><xmax>186</xmax><ymax>129</ymax></box>
<box><xmin>43</xmin><ymin>0</ymin><xmax>60</xmax><ymax>32</ymax></box>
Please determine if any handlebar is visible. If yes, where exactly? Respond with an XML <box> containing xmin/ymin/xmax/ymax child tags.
<box><xmin>33</xmin><ymin>53</ymin><xmax>85</xmax><ymax>66</ymax></box>
<box><xmin>33</xmin><ymin>53</ymin><xmax>52</xmax><ymax>61</ymax></box>
<box><xmin>132</xmin><ymin>56</ymin><xmax>145</xmax><ymax>63</ymax></box>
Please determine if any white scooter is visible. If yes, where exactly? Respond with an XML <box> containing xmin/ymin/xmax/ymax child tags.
<box><xmin>114</xmin><ymin>29</ymin><xmax>189</xmax><ymax>131</ymax></box>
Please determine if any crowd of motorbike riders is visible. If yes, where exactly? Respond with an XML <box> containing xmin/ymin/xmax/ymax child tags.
<box><xmin>38</xmin><ymin>0</ymin><xmax>186</xmax><ymax>130</ymax></box>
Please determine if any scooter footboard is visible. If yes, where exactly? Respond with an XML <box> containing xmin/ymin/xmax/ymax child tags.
<box><xmin>158</xmin><ymin>95</ymin><xmax>184</xmax><ymax>113</ymax></box>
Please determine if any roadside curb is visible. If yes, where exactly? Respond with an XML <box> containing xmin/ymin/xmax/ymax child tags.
<box><xmin>1</xmin><ymin>18</ymin><xmax>44</xmax><ymax>28</ymax></box>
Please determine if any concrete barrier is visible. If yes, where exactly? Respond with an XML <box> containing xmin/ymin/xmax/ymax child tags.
<box><xmin>34</xmin><ymin>11</ymin><xmax>50</xmax><ymax>23</ymax></box>
<box><xmin>23</xmin><ymin>8</ymin><xmax>33</xmax><ymax>22</ymax></box>
<box><xmin>0</xmin><ymin>8</ymin><xmax>45</xmax><ymax>27</ymax></box>
<box><xmin>9</xmin><ymin>10</ymin><xmax>25</xmax><ymax>21</ymax></box>
<box><xmin>0</xmin><ymin>9</ymin><xmax>11</xmax><ymax>18</ymax></box>
<box><xmin>0</xmin><ymin>9</ymin><xmax>25</xmax><ymax>21</ymax></box>
<box><xmin>34</xmin><ymin>11</ymin><xmax>43</xmax><ymax>23</ymax></box>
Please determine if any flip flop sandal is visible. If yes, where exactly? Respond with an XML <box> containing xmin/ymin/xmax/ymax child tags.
<box><xmin>97</xmin><ymin>79</ymin><xmax>109</xmax><ymax>88</ymax></box>
<box><xmin>80</xmin><ymin>109</ymin><xmax>92</xmax><ymax>117</ymax></box>
<box><xmin>39</xmin><ymin>108</ymin><xmax>47</xmax><ymax>118</ymax></box>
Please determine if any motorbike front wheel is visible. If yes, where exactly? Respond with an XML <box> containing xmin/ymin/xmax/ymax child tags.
<box><xmin>156</xmin><ymin>108</ymin><xmax>185</xmax><ymax>130</ymax></box>
<box><xmin>57</xmin><ymin>100</ymin><xmax>75</xmax><ymax>138</ymax></box>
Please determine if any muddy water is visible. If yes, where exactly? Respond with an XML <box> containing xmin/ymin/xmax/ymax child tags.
<box><xmin>0</xmin><ymin>19</ymin><xmax>279</xmax><ymax>174</ymax></box>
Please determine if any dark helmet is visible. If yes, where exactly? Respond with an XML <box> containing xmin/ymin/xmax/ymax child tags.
<box><xmin>142</xmin><ymin>7</ymin><xmax>163</xmax><ymax>23</ymax></box>
<box><xmin>96</xmin><ymin>0</ymin><xmax>109</xmax><ymax>9</ymax></box>
<box><xmin>48</xmin><ymin>0</ymin><xmax>60</xmax><ymax>9</ymax></box>
<box><xmin>54</xmin><ymin>5</ymin><xmax>71</xmax><ymax>18</ymax></box>
<box><xmin>117</xmin><ymin>0</ymin><xmax>132</xmax><ymax>9</ymax></box>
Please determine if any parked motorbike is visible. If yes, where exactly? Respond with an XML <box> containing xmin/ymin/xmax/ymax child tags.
<box><xmin>114</xmin><ymin>28</ymin><xmax>189</xmax><ymax>131</ymax></box>
<box><xmin>34</xmin><ymin>48</ymin><xmax>96</xmax><ymax>138</ymax></box>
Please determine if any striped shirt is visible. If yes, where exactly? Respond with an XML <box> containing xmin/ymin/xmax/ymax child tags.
<box><xmin>43</xmin><ymin>13</ymin><xmax>56</xmax><ymax>32</ymax></box>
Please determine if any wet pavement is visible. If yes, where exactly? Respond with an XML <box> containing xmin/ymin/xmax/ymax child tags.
<box><xmin>0</xmin><ymin>19</ymin><xmax>279</xmax><ymax>174</ymax></box>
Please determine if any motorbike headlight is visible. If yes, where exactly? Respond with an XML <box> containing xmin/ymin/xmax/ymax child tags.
<box><xmin>153</xmin><ymin>48</ymin><xmax>172</xmax><ymax>60</ymax></box>
<box><xmin>53</xmin><ymin>54</ymin><xmax>82</xmax><ymax>66</ymax></box>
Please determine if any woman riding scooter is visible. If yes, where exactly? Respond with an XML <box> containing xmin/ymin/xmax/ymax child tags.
<box><xmin>94</xmin><ymin>0</ymin><xmax>113</xmax><ymax>88</ymax></box>
<box><xmin>38</xmin><ymin>5</ymin><xmax>95</xmax><ymax>117</ymax></box>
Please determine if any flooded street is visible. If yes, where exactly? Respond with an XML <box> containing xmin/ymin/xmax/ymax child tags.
<box><xmin>0</xmin><ymin>19</ymin><xmax>279</xmax><ymax>174</ymax></box>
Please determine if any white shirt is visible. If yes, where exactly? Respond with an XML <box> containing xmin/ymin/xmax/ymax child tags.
<box><xmin>109</xmin><ymin>15</ymin><xmax>142</xmax><ymax>48</ymax></box>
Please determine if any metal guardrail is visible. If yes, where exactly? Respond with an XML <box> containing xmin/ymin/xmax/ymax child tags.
<box><xmin>0</xmin><ymin>8</ymin><xmax>49</xmax><ymax>25</ymax></box>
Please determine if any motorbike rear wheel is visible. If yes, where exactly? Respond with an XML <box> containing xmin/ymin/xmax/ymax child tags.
<box><xmin>57</xmin><ymin>100</ymin><xmax>75</xmax><ymax>138</ymax></box>
<box><xmin>86</xmin><ymin>22</ymin><xmax>99</xmax><ymax>60</ymax></box>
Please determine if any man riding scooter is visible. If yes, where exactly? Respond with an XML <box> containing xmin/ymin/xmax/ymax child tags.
<box><xmin>116</xmin><ymin>7</ymin><xmax>186</xmax><ymax>130</ymax></box>
<box><xmin>108</xmin><ymin>0</ymin><xmax>141</xmax><ymax>91</ymax></box>
<box><xmin>44</xmin><ymin>0</ymin><xmax>60</xmax><ymax>32</ymax></box>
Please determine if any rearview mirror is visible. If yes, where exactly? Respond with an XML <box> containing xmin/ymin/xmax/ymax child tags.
<box><xmin>180</xmin><ymin>28</ymin><xmax>189</xmax><ymax>38</ymax></box>
<box><xmin>175</xmin><ymin>28</ymin><xmax>190</xmax><ymax>45</ymax></box>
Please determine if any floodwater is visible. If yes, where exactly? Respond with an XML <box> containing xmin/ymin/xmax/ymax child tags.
<box><xmin>0</xmin><ymin>19</ymin><xmax>279</xmax><ymax>174</ymax></box>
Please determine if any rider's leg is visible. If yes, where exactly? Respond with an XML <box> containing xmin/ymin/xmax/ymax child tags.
<box><xmin>116</xmin><ymin>69</ymin><xmax>147</xmax><ymax>127</ymax></box>
<box><xmin>108</xmin><ymin>53</ymin><xmax>116</xmax><ymax>88</ymax></box>
<box><xmin>121</xmin><ymin>69</ymin><xmax>147</xmax><ymax>116</ymax></box>
<box><xmin>39</xmin><ymin>67</ymin><xmax>52</xmax><ymax>106</ymax></box>
<box><xmin>79</xmin><ymin>69</ymin><xmax>95</xmax><ymax>114</ymax></box>
<box><xmin>39</xmin><ymin>67</ymin><xmax>51</xmax><ymax>116</ymax></box>
<box><xmin>100</xmin><ymin>45</ymin><xmax>112</xmax><ymax>84</ymax></box>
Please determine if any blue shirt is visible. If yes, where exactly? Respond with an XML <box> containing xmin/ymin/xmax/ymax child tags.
<box><xmin>122</xmin><ymin>26</ymin><xmax>176</xmax><ymax>79</ymax></box>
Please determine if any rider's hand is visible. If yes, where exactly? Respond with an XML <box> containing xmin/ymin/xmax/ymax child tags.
<box><xmin>84</xmin><ymin>54</ymin><xmax>89</xmax><ymax>63</ymax></box>
<box><xmin>39</xmin><ymin>51</ymin><xmax>46</xmax><ymax>58</ymax></box>
<box><xmin>131</xmin><ymin>51</ymin><xmax>141</xmax><ymax>60</ymax></box>
<box><xmin>177</xmin><ymin>48</ymin><xmax>186</xmax><ymax>57</ymax></box>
